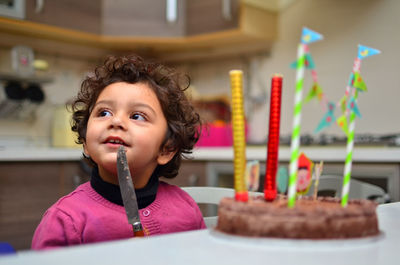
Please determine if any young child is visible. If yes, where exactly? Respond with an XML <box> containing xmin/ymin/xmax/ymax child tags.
<box><xmin>32</xmin><ymin>55</ymin><xmax>206</xmax><ymax>250</ymax></box>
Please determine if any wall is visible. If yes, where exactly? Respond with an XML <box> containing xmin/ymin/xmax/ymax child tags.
<box><xmin>0</xmin><ymin>0</ymin><xmax>399</xmax><ymax>147</ymax></box>
<box><xmin>0</xmin><ymin>48</ymin><xmax>97</xmax><ymax>147</ymax></box>
<box><xmin>188</xmin><ymin>0</ymin><xmax>400</xmax><ymax>143</ymax></box>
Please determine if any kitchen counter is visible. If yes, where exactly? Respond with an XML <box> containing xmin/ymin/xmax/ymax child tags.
<box><xmin>1</xmin><ymin>146</ymin><xmax>400</xmax><ymax>163</ymax></box>
<box><xmin>193</xmin><ymin>146</ymin><xmax>400</xmax><ymax>163</ymax></box>
<box><xmin>0</xmin><ymin>147</ymin><xmax>83</xmax><ymax>161</ymax></box>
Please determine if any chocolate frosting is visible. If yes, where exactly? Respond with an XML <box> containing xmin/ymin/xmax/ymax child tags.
<box><xmin>216</xmin><ymin>195</ymin><xmax>379</xmax><ymax>239</ymax></box>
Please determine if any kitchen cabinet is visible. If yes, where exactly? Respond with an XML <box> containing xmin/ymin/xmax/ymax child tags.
<box><xmin>25</xmin><ymin>0</ymin><xmax>102</xmax><ymax>34</ymax></box>
<box><xmin>186</xmin><ymin>0</ymin><xmax>239</xmax><ymax>36</ymax></box>
<box><xmin>98</xmin><ymin>0</ymin><xmax>241</xmax><ymax>38</ymax></box>
<box><xmin>102</xmin><ymin>0</ymin><xmax>185</xmax><ymax>37</ymax></box>
<box><xmin>0</xmin><ymin>161</ymin><xmax>90</xmax><ymax>250</ymax></box>
<box><xmin>162</xmin><ymin>160</ymin><xmax>208</xmax><ymax>187</ymax></box>
<box><xmin>24</xmin><ymin>0</ymin><xmax>184</xmax><ymax>37</ymax></box>
<box><xmin>0</xmin><ymin>0</ymin><xmax>280</xmax><ymax>62</ymax></box>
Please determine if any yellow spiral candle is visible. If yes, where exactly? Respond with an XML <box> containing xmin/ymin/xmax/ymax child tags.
<box><xmin>229</xmin><ymin>70</ymin><xmax>248</xmax><ymax>202</ymax></box>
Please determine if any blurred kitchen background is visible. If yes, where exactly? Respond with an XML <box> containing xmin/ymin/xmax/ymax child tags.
<box><xmin>1</xmin><ymin>0</ymin><xmax>400</xmax><ymax>250</ymax></box>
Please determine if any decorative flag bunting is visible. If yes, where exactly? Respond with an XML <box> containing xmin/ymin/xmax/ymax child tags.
<box><xmin>339</xmin><ymin>95</ymin><xmax>347</xmax><ymax>113</ymax></box>
<box><xmin>301</xmin><ymin>27</ymin><xmax>323</xmax><ymax>44</ymax></box>
<box><xmin>347</xmin><ymin>97</ymin><xmax>361</xmax><ymax>117</ymax></box>
<box><xmin>298</xmin><ymin>43</ymin><xmax>377</xmax><ymax>134</ymax></box>
<box><xmin>337</xmin><ymin>114</ymin><xmax>349</xmax><ymax>135</ymax></box>
<box><xmin>358</xmin><ymin>45</ymin><xmax>381</xmax><ymax>59</ymax></box>
<box><xmin>305</xmin><ymin>83</ymin><xmax>323</xmax><ymax>103</ymax></box>
<box><xmin>353</xmin><ymin>72</ymin><xmax>367</xmax><ymax>92</ymax></box>
<box><xmin>290</xmin><ymin>53</ymin><xmax>316</xmax><ymax>70</ymax></box>
<box><xmin>314</xmin><ymin>102</ymin><xmax>336</xmax><ymax>133</ymax></box>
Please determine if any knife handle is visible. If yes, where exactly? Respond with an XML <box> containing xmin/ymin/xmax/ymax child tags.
<box><xmin>133</xmin><ymin>222</ymin><xmax>145</xmax><ymax>237</ymax></box>
<box><xmin>134</xmin><ymin>230</ymin><xmax>145</xmax><ymax>237</ymax></box>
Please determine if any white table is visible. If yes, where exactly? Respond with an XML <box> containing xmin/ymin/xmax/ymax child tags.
<box><xmin>1</xmin><ymin>202</ymin><xmax>400</xmax><ymax>265</ymax></box>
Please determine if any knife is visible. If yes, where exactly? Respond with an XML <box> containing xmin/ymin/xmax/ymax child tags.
<box><xmin>117</xmin><ymin>145</ymin><xmax>145</xmax><ymax>237</ymax></box>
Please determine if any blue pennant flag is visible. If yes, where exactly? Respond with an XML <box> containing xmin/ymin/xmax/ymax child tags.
<box><xmin>348</xmin><ymin>97</ymin><xmax>362</xmax><ymax>117</ymax></box>
<box><xmin>314</xmin><ymin>102</ymin><xmax>336</xmax><ymax>133</ymax></box>
<box><xmin>301</xmin><ymin>27</ymin><xmax>323</xmax><ymax>44</ymax></box>
<box><xmin>305</xmin><ymin>53</ymin><xmax>315</xmax><ymax>69</ymax></box>
<box><xmin>358</xmin><ymin>45</ymin><xmax>381</xmax><ymax>60</ymax></box>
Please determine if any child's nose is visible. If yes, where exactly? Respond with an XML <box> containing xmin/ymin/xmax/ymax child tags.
<box><xmin>109</xmin><ymin>114</ymin><xmax>126</xmax><ymax>130</ymax></box>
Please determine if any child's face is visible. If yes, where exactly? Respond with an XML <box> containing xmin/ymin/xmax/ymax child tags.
<box><xmin>84</xmin><ymin>82</ymin><xmax>176</xmax><ymax>188</ymax></box>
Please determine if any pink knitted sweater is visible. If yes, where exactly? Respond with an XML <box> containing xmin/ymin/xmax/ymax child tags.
<box><xmin>32</xmin><ymin>181</ymin><xmax>206</xmax><ymax>249</ymax></box>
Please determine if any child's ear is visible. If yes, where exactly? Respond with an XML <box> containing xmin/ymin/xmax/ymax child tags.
<box><xmin>83</xmin><ymin>142</ymin><xmax>89</xmax><ymax>157</ymax></box>
<box><xmin>157</xmin><ymin>148</ymin><xmax>177</xmax><ymax>165</ymax></box>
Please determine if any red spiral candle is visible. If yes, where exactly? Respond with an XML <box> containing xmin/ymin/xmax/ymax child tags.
<box><xmin>264</xmin><ymin>74</ymin><xmax>283</xmax><ymax>201</ymax></box>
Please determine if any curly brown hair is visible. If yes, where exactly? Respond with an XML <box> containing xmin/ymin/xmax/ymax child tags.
<box><xmin>71</xmin><ymin>54</ymin><xmax>201</xmax><ymax>179</ymax></box>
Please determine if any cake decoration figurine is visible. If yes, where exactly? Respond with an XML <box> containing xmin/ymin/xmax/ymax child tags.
<box><xmin>288</xmin><ymin>27</ymin><xmax>323</xmax><ymax>208</ymax></box>
<box><xmin>245</xmin><ymin>160</ymin><xmax>260</xmax><ymax>192</ymax></box>
<box><xmin>312</xmin><ymin>161</ymin><xmax>324</xmax><ymax>200</ymax></box>
<box><xmin>296</xmin><ymin>153</ymin><xmax>314</xmax><ymax>195</ymax></box>
<box><xmin>264</xmin><ymin>74</ymin><xmax>283</xmax><ymax>201</ymax></box>
<box><xmin>277</xmin><ymin>166</ymin><xmax>289</xmax><ymax>194</ymax></box>
<box><xmin>229</xmin><ymin>70</ymin><xmax>248</xmax><ymax>202</ymax></box>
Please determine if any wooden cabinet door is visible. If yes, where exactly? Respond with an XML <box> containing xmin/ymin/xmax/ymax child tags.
<box><xmin>0</xmin><ymin>161</ymin><xmax>89</xmax><ymax>250</ymax></box>
<box><xmin>25</xmin><ymin>0</ymin><xmax>102</xmax><ymax>34</ymax></box>
<box><xmin>161</xmin><ymin>161</ymin><xmax>207</xmax><ymax>187</ymax></box>
<box><xmin>102</xmin><ymin>0</ymin><xmax>186</xmax><ymax>37</ymax></box>
<box><xmin>186</xmin><ymin>0</ymin><xmax>239</xmax><ymax>36</ymax></box>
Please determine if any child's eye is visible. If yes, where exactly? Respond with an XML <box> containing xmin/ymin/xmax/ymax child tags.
<box><xmin>99</xmin><ymin>110</ymin><xmax>112</xmax><ymax>117</ymax></box>
<box><xmin>131</xmin><ymin>113</ymin><xmax>146</xmax><ymax>121</ymax></box>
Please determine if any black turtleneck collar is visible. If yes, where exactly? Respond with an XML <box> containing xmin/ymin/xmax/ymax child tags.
<box><xmin>90</xmin><ymin>166</ymin><xmax>159</xmax><ymax>209</ymax></box>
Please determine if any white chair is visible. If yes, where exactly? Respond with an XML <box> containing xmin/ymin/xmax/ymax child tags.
<box><xmin>182</xmin><ymin>186</ymin><xmax>263</xmax><ymax>228</ymax></box>
<box><xmin>306</xmin><ymin>175</ymin><xmax>390</xmax><ymax>203</ymax></box>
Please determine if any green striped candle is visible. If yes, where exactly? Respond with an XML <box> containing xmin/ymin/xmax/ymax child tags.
<box><xmin>341</xmin><ymin>108</ymin><xmax>356</xmax><ymax>207</ymax></box>
<box><xmin>288</xmin><ymin>43</ymin><xmax>306</xmax><ymax>208</ymax></box>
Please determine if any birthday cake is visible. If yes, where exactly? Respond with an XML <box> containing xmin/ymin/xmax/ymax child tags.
<box><xmin>215</xmin><ymin>28</ymin><xmax>382</xmax><ymax>240</ymax></box>
<box><xmin>216</xmin><ymin>195</ymin><xmax>379</xmax><ymax>239</ymax></box>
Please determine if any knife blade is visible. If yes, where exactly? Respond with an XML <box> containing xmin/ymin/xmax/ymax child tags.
<box><xmin>117</xmin><ymin>145</ymin><xmax>145</xmax><ymax>237</ymax></box>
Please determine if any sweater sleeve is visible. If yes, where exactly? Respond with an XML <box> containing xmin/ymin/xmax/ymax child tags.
<box><xmin>31</xmin><ymin>207</ymin><xmax>81</xmax><ymax>250</ymax></box>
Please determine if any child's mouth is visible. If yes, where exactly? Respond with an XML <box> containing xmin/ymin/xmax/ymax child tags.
<box><xmin>108</xmin><ymin>139</ymin><xmax>124</xmax><ymax>144</ymax></box>
<box><xmin>104</xmin><ymin>137</ymin><xmax>128</xmax><ymax>147</ymax></box>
